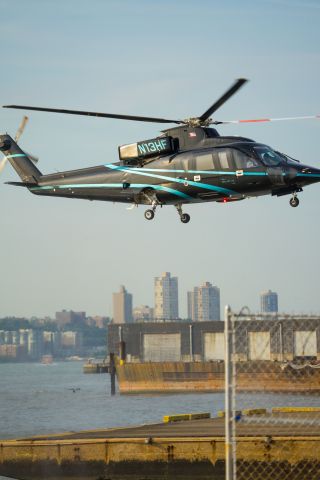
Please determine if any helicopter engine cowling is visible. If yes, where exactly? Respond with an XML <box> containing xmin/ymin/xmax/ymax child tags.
<box><xmin>119</xmin><ymin>136</ymin><xmax>175</xmax><ymax>165</ymax></box>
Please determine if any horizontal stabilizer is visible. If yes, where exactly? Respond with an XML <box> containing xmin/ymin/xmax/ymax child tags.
<box><xmin>5</xmin><ymin>181</ymin><xmax>35</xmax><ymax>188</ymax></box>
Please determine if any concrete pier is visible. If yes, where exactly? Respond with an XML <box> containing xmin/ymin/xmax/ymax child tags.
<box><xmin>1</xmin><ymin>412</ymin><xmax>320</xmax><ymax>480</ymax></box>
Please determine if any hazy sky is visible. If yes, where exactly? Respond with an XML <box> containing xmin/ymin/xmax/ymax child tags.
<box><xmin>1</xmin><ymin>0</ymin><xmax>320</xmax><ymax>318</ymax></box>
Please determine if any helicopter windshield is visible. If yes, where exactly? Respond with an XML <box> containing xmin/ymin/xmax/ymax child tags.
<box><xmin>253</xmin><ymin>146</ymin><xmax>282</xmax><ymax>167</ymax></box>
<box><xmin>276</xmin><ymin>151</ymin><xmax>300</xmax><ymax>164</ymax></box>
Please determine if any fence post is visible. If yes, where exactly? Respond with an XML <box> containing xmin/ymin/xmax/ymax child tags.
<box><xmin>225</xmin><ymin>305</ymin><xmax>233</xmax><ymax>480</ymax></box>
<box><xmin>231</xmin><ymin>310</ymin><xmax>237</xmax><ymax>480</ymax></box>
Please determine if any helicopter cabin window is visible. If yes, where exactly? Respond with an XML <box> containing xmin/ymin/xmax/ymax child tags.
<box><xmin>232</xmin><ymin>148</ymin><xmax>259</xmax><ymax>169</ymax></box>
<box><xmin>194</xmin><ymin>152</ymin><xmax>215</xmax><ymax>171</ymax></box>
<box><xmin>172</xmin><ymin>154</ymin><xmax>191</xmax><ymax>171</ymax></box>
<box><xmin>215</xmin><ymin>149</ymin><xmax>234</xmax><ymax>170</ymax></box>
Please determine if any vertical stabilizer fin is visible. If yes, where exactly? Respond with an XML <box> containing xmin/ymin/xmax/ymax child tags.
<box><xmin>0</xmin><ymin>134</ymin><xmax>41</xmax><ymax>184</ymax></box>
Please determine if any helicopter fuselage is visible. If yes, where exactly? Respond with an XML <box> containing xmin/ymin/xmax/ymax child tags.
<box><xmin>2</xmin><ymin>125</ymin><xmax>320</xmax><ymax>223</ymax></box>
<box><xmin>29</xmin><ymin>134</ymin><xmax>320</xmax><ymax>206</ymax></box>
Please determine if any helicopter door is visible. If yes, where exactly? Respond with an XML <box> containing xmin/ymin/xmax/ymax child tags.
<box><xmin>215</xmin><ymin>149</ymin><xmax>236</xmax><ymax>187</ymax></box>
<box><xmin>231</xmin><ymin>148</ymin><xmax>266</xmax><ymax>191</ymax></box>
<box><xmin>194</xmin><ymin>151</ymin><xmax>215</xmax><ymax>181</ymax></box>
<box><xmin>171</xmin><ymin>154</ymin><xmax>192</xmax><ymax>185</ymax></box>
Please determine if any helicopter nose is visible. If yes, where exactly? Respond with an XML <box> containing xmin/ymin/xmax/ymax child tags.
<box><xmin>296</xmin><ymin>166</ymin><xmax>320</xmax><ymax>184</ymax></box>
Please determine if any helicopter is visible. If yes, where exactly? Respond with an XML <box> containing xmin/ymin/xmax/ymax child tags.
<box><xmin>1</xmin><ymin>78</ymin><xmax>320</xmax><ymax>223</ymax></box>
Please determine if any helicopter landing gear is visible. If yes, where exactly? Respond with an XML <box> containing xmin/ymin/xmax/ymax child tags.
<box><xmin>144</xmin><ymin>209</ymin><xmax>155</xmax><ymax>220</ymax></box>
<box><xmin>175</xmin><ymin>204</ymin><xmax>190</xmax><ymax>223</ymax></box>
<box><xmin>142</xmin><ymin>189</ymin><xmax>160</xmax><ymax>221</ymax></box>
<box><xmin>290</xmin><ymin>194</ymin><xmax>299</xmax><ymax>208</ymax></box>
<box><xmin>144</xmin><ymin>201</ymin><xmax>157</xmax><ymax>220</ymax></box>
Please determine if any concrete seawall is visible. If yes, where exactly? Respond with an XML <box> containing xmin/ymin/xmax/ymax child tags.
<box><xmin>1</xmin><ymin>413</ymin><xmax>320</xmax><ymax>480</ymax></box>
<box><xmin>115</xmin><ymin>360</ymin><xmax>320</xmax><ymax>394</ymax></box>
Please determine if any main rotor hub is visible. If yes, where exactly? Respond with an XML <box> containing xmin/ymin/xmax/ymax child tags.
<box><xmin>183</xmin><ymin>117</ymin><xmax>213</xmax><ymax>128</ymax></box>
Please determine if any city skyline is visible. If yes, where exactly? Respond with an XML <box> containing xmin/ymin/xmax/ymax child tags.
<box><xmin>0</xmin><ymin>276</ymin><xmax>281</xmax><ymax>321</ymax></box>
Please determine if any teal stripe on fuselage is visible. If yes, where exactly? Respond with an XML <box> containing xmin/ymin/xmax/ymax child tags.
<box><xmin>31</xmin><ymin>183</ymin><xmax>193</xmax><ymax>200</ymax></box>
<box><xmin>128</xmin><ymin>167</ymin><xmax>267</xmax><ymax>177</ymax></box>
<box><xmin>5</xmin><ymin>153</ymin><xmax>27</xmax><ymax>159</ymax></box>
<box><xmin>297</xmin><ymin>173</ymin><xmax>320</xmax><ymax>178</ymax></box>
<box><xmin>104</xmin><ymin>164</ymin><xmax>237</xmax><ymax>195</ymax></box>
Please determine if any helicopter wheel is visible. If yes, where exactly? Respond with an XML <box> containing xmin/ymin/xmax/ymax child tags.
<box><xmin>144</xmin><ymin>209</ymin><xmax>155</xmax><ymax>220</ymax></box>
<box><xmin>289</xmin><ymin>197</ymin><xmax>299</xmax><ymax>208</ymax></box>
<box><xmin>181</xmin><ymin>213</ymin><xmax>190</xmax><ymax>224</ymax></box>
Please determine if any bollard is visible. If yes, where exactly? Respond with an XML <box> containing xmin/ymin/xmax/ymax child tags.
<box><xmin>109</xmin><ymin>352</ymin><xmax>116</xmax><ymax>396</ymax></box>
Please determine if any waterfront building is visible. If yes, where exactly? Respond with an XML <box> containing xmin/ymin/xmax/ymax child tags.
<box><xmin>260</xmin><ymin>290</ymin><xmax>278</xmax><ymax>313</ymax></box>
<box><xmin>108</xmin><ymin>315</ymin><xmax>320</xmax><ymax>364</ymax></box>
<box><xmin>187</xmin><ymin>282</ymin><xmax>220</xmax><ymax>321</ymax></box>
<box><xmin>43</xmin><ymin>331</ymin><xmax>62</xmax><ymax>356</ymax></box>
<box><xmin>113</xmin><ymin>285</ymin><xmax>133</xmax><ymax>324</ymax></box>
<box><xmin>154</xmin><ymin>272</ymin><xmax>179</xmax><ymax>321</ymax></box>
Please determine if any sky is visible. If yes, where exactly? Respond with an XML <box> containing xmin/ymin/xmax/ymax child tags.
<box><xmin>1</xmin><ymin>0</ymin><xmax>320</xmax><ymax>318</ymax></box>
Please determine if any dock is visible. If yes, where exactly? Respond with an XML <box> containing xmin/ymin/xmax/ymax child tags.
<box><xmin>82</xmin><ymin>360</ymin><xmax>109</xmax><ymax>373</ymax></box>
<box><xmin>1</xmin><ymin>410</ymin><xmax>320</xmax><ymax>480</ymax></box>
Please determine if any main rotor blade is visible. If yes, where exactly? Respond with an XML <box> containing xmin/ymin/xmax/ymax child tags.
<box><xmin>3</xmin><ymin>105</ymin><xmax>183</xmax><ymax>125</ymax></box>
<box><xmin>211</xmin><ymin>114</ymin><xmax>320</xmax><ymax>125</ymax></box>
<box><xmin>198</xmin><ymin>78</ymin><xmax>248</xmax><ymax>122</ymax></box>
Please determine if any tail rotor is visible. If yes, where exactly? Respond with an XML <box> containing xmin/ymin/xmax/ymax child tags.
<box><xmin>0</xmin><ymin>116</ymin><xmax>38</xmax><ymax>176</ymax></box>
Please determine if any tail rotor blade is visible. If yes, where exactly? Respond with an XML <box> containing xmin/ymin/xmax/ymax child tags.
<box><xmin>0</xmin><ymin>156</ymin><xmax>8</xmax><ymax>174</ymax></box>
<box><xmin>14</xmin><ymin>115</ymin><xmax>29</xmax><ymax>143</ymax></box>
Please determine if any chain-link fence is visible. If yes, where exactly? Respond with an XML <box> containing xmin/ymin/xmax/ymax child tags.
<box><xmin>225</xmin><ymin>306</ymin><xmax>320</xmax><ymax>480</ymax></box>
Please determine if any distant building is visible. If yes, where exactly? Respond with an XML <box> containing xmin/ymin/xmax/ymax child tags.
<box><xmin>260</xmin><ymin>290</ymin><xmax>278</xmax><ymax>313</ymax></box>
<box><xmin>187</xmin><ymin>282</ymin><xmax>220</xmax><ymax>321</ymax></box>
<box><xmin>55</xmin><ymin>310</ymin><xmax>86</xmax><ymax>327</ymax></box>
<box><xmin>133</xmin><ymin>305</ymin><xmax>154</xmax><ymax>322</ymax></box>
<box><xmin>113</xmin><ymin>285</ymin><xmax>133</xmax><ymax>324</ymax></box>
<box><xmin>154</xmin><ymin>272</ymin><xmax>179</xmax><ymax>321</ymax></box>
<box><xmin>61</xmin><ymin>331</ymin><xmax>83</xmax><ymax>350</ymax></box>
<box><xmin>85</xmin><ymin>316</ymin><xmax>110</xmax><ymax>328</ymax></box>
<box><xmin>187</xmin><ymin>288</ymin><xmax>199</xmax><ymax>321</ymax></box>
<box><xmin>0</xmin><ymin>344</ymin><xmax>26</xmax><ymax>360</ymax></box>
<box><xmin>43</xmin><ymin>331</ymin><xmax>62</xmax><ymax>356</ymax></box>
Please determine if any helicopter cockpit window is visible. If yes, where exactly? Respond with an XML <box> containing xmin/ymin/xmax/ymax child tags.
<box><xmin>232</xmin><ymin>148</ymin><xmax>259</xmax><ymax>169</ymax></box>
<box><xmin>254</xmin><ymin>146</ymin><xmax>282</xmax><ymax>167</ymax></box>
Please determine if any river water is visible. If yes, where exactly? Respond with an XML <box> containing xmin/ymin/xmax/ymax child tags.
<box><xmin>0</xmin><ymin>361</ymin><xmax>318</xmax><ymax>480</ymax></box>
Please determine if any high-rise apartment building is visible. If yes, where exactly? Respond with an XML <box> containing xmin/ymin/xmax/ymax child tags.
<box><xmin>187</xmin><ymin>287</ymin><xmax>199</xmax><ymax>321</ymax></box>
<box><xmin>187</xmin><ymin>282</ymin><xmax>220</xmax><ymax>321</ymax></box>
<box><xmin>154</xmin><ymin>272</ymin><xmax>179</xmax><ymax>320</ymax></box>
<box><xmin>113</xmin><ymin>285</ymin><xmax>133</xmax><ymax>324</ymax></box>
<box><xmin>260</xmin><ymin>290</ymin><xmax>278</xmax><ymax>313</ymax></box>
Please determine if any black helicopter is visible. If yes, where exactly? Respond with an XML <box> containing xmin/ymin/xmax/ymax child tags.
<box><xmin>1</xmin><ymin>78</ymin><xmax>320</xmax><ymax>223</ymax></box>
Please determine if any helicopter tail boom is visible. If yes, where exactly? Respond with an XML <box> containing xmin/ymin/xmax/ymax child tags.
<box><xmin>0</xmin><ymin>134</ymin><xmax>42</xmax><ymax>184</ymax></box>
